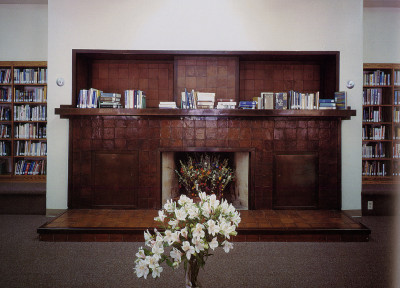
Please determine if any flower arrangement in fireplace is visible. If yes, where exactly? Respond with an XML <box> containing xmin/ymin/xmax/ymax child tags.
<box><xmin>134</xmin><ymin>192</ymin><xmax>241</xmax><ymax>287</ymax></box>
<box><xmin>175</xmin><ymin>153</ymin><xmax>235</xmax><ymax>199</ymax></box>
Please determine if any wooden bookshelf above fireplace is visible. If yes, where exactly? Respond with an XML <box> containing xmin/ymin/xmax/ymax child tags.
<box><xmin>56</xmin><ymin>50</ymin><xmax>356</xmax><ymax>210</ymax></box>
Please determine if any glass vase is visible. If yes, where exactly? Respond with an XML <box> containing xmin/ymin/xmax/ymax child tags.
<box><xmin>185</xmin><ymin>260</ymin><xmax>201</xmax><ymax>288</ymax></box>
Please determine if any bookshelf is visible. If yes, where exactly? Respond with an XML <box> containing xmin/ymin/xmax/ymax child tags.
<box><xmin>362</xmin><ymin>63</ymin><xmax>400</xmax><ymax>215</ymax></box>
<box><xmin>53</xmin><ymin>50</ymin><xmax>359</xmax><ymax>210</ymax></box>
<box><xmin>0</xmin><ymin>61</ymin><xmax>47</xmax><ymax>182</ymax></box>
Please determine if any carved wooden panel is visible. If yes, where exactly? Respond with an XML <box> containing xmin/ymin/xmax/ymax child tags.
<box><xmin>273</xmin><ymin>153</ymin><xmax>318</xmax><ymax>209</ymax></box>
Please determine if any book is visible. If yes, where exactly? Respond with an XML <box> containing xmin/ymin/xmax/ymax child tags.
<box><xmin>334</xmin><ymin>91</ymin><xmax>347</xmax><ymax>110</ymax></box>
<box><xmin>159</xmin><ymin>102</ymin><xmax>178</xmax><ymax>109</ymax></box>
<box><xmin>275</xmin><ymin>92</ymin><xmax>287</xmax><ymax>109</ymax></box>
<box><xmin>239</xmin><ymin>101</ymin><xmax>257</xmax><ymax>109</ymax></box>
<box><xmin>261</xmin><ymin>92</ymin><xmax>274</xmax><ymax>109</ymax></box>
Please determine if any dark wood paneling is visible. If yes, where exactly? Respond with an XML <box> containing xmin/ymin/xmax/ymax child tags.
<box><xmin>273</xmin><ymin>153</ymin><xmax>318</xmax><ymax>209</ymax></box>
<box><xmin>92</xmin><ymin>151</ymin><xmax>138</xmax><ymax>208</ymax></box>
<box><xmin>68</xmin><ymin>116</ymin><xmax>342</xmax><ymax>210</ymax></box>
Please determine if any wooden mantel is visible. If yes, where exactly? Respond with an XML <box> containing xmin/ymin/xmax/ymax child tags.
<box><xmin>55</xmin><ymin>105</ymin><xmax>356</xmax><ymax>119</ymax></box>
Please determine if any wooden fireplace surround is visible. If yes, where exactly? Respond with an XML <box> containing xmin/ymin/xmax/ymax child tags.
<box><xmin>55</xmin><ymin>50</ymin><xmax>356</xmax><ymax>210</ymax></box>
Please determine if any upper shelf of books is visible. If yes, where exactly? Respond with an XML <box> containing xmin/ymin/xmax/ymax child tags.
<box><xmin>57</xmin><ymin>49</ymin><xmax>358</xmax><ymax>120</ymax></box>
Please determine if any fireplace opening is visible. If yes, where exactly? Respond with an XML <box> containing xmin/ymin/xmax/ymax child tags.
<box><xmin>161</xmin><ymin>150</ymin><xmax>249</xmax><ymax>210</ymax></box>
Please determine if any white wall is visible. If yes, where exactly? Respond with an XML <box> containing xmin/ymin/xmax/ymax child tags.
<box><xmin>0</xmin><ymin>4</ymin><xmax>47</xmax><ymax>61</ymax></box>
<box><xmin>363</xmin><ymin>7</ymin><xmax>400</xmax><ymax>63</ymax></box>
<box><xmin>47</xmin><ymin>0</ymin><xmax>364</xmax><ymax>210</ymax></box>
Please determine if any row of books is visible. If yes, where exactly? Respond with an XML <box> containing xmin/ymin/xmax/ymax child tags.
<box><xmin>394</xmin><ymin>70</ymin><xmax>400</xmax><ymax>86</ymax></box>
<box><xmin>362</xmin><ymin>125</ymin><xmax>387</xmax><ymax>140</ymax></box>
<box><xmin>14</xmin><ymin>105</ymin><xmax>47</xmax><ymax>121</ymax></box>
<box><xmin>393</xmin><ymin>163</ymin><xmax>400</xmax><ymax>176</ymax></box>
<box><xmin>363</xmin><ymin>88</ymin><xmax>382</xmax><ymax>105</ymax></box>
<box><xmin>124</xmin><ymin>90</ymin><xmax>146</xmax><ymax>109</ymax></box>
<box><xmin>363</xmin><ymin>70</ymin><xmax>390</xmax><ymax>86</ymax></box>
<box><xmin>180</xmin><ymin>89</ymin><xmax>216</xmax><ymax>109</ymax></box>
<box><xmin>14</xmin><ymin>159</ymin><xmax>46</xmax><ymax>175</ymax></box>
<box><xmin>14</xmin><ymin>68</ymin><xmax>47</xmax><ymax>84</ymax></box>
<box><xmin>0</xmin><ymin>87</ymin><xmax>12</xmax><ymax>102</ymax></box>
<box><xmin>0</xmin><ymin>69</ymin><xmax>11</xmax><ymax>84</ymax></box>
<box><xmin>14</xmin><ymin>87</ymin><xmax>47</xmax><ymax>103</ymax></box>
<box><xmin>14</xmin><ymin>123</ymin><xmax>46</xmax><ymax>139</ymax></box>
<box><xmin>362</xmin><ymin>143</ymin><xmax>386</xmax><ymax>158</ymax></box>
<box><xmin>394</xmin><ymin>127</ymin><xmax>400</xmax><ymax>140</ymax></box>
<box><xmin>0</xmin><ymin>107</ymin><xmax>11</xmax><ymax>121</ymax></box>
<box><xmin>0</xmin><ymin>124</ymin><xmax>10</xmax><ymax>138</ymax></box>
<box><xmin>395</xmin><ymin>90</ymin><xmax>399</xmax><ymax>105</ymax></box>
<box><xmin>363</xmin><ymin>107</ymin><xmax>383</xmax><ymax>122</ymax></box>
<box><xmin>362</xmin><ymin>160</ymin><xmax>387</xmax><ymax>176</ymax></box>
<box><xmin>77</xmin><ymin>89</ymin><xmax>147</xmax><ymax>109</ymax></box>
<box><xmin>394</xmin><ymin>108</ymin><xmax>400</xmax><ymax>123</ymax></box>
<box><xmin>394</xmin><ymin>144</ymin><xmax>400</xmax><ymax>159</ymax></box>
<box><xmin>77</xmin><ymin>88</ymin><xmax>101</xmax><ymax>108</ymax></box>
<box><xmin>0</xmin><ymin>141</ymin><xmax>10</xmax><ymax>156</ymax></box>
<box><xmin>15</xmin><ymin>141</ymin><xmax>47</xmax><ymax>157</ymax></box>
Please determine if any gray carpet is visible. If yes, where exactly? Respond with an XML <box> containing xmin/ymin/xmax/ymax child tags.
<box><xmin>0</xmin><ymin>215</ymin><xmax>398</xmax><ymax>288</ymax></box>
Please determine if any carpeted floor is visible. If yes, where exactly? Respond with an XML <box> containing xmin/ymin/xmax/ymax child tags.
<box><xmin>0</xmin><ymin>215</ymin><xmax>398</xmax><ymax>288</ymax></box>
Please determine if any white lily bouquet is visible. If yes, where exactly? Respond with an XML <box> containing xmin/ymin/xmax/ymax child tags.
<box><xmin>134</xmin><ymin>192</ymin><xmax>241</xmax><ymax>287</ymax></box>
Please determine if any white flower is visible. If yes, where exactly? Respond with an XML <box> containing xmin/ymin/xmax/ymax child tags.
<box><xmin>144</xmin><ymin>229</ymin><xmax>152</xmax><ymax>245</ymax></box>
<box><xmin>175</xmin><ymin>208</ymin><xmax>188</xmax><ymax>221</ymax></box>
<box><xmin>135</xmin><ymin>247</ymin><xmax>146</xmax><ymax>260</ymax></box>
<box><xmin>192</xmin><ymin>237</ymin><xmax>205</xmax><ymax>253</ymax></box>
<box><xmin>168</xmin><ymin>218</ymin><xmax>179</xmax><ymax>229</ymax></box>
<box><xmin>180</xmin><ymin>227</ymin><xmax>188</xmax><ymax>239</ymax></box>
<box><xmin>155</xmin><ymin>210</ymin><xmax>166</xmax><ymax>222</ymax></box>
<box><xmin>187</xmin><ymin>206</ymin><xmax>199</xmax><ymax>219</ymax></box>
<box><xmin>192</xmin><ymin>223</ymin><xmax>205</xmax><ymax>239</ymax></box>
<box><xmin>206</xmin><ymin>219</ymin><xmax>219</xmax><ymax>236</ymax></box>
<box><xmin>231</xmin><ymin>212</ymin><xmax>241</xmax><ymax>226</ymax></box>
<box><xmin>164</xmin><ymin>229</ymin><xmax>174</xmax><ymax>245</ymax></box>
<box><xmin>201</xmin><ymin>202</ymin><xmax>211</xmax><ymax>218</ymax></box>
<box><xmin>178</xmin><ymin>194</ymin><xmax>192</xmax><ymax>206</ymax></box>
<box><xmin>146</xmin><ymin>255</ymin><xmax>160</xmax><ymax>270</ymax></box>
<box><xmin>222</xmin><ymin>240</ymin><xmax>233</xmax><ymax>253</ymax></box>
<box><xmin>209</xmin><ymin>194</ymin><xmax>220</xmax><ymax>210</ymax></box>
<box><xmin>219</xmin><ymin>221</ymin><xmax>236</xmax><ymax>239</ymax></box>
<box><xmin>135</xmin><ymin>259</ymin><xmax>149</xmax><ymax>279</ymax></box>
<box><xmin>182</xmin><ymin>241</ymin><xmax>195</xmax><ymax>260</ymax></box>
<box><xmin>198</xmin><ymin>191</ymin><xmax>207</xmax><ymax>201</ymax></box>
<box><xmin>152</xmin><ymin>265</ymin><xmax>163</xmax><ymax>278</ymax></box>
<box><xmin>170</xmin><ymin>247</ymin><xmax>182</xmax><ymax>262</ymax></box>
<box><xmin>164</xmin><ymin>199</ymin><xmax>175</xmax><ymax>213</ymax></box>
<box><xmin>209</xmin><ymin>237</ymin><xmax>219</xmax><ymax>250</ymax></box>
<box><xmin>151</xmin><ymin>242</ymin><xmax>164</xmax><ymax>255</ymax></box>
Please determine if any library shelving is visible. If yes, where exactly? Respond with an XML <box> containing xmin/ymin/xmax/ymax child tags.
<box><xmin>0</xmin><ymin>61</ymin><xmax>47</xmax><ymax>182</ymax></box>
<box><xmin>362</xmin><ymin>63</ymin><xmax>400</xmax><ymax>215</ymax></box>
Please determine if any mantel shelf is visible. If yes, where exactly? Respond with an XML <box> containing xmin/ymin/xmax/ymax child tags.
<box><xmin>55</xmin><ymin>105</ymin><xmax>356</xmax><ymax>120</ymax></box>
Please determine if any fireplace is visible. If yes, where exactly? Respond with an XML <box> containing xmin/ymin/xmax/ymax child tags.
<box><xmin>161</xmin><ymin>150</ymin><xmax>250</xmax><ymax>209</ymax></box>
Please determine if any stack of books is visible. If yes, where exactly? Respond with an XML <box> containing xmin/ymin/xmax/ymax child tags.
<box><xmin>217</xmin><ymin>99</ymin><xmax>236</xmax><ymax>109</ymax></box>
<box><xmin>334</xmin><ymin>91</ymin><xmax>347</xmax><ymax>110</ymax></box>
<box><xmin>197</xmin><ymin>92</ymin><xmax>215</xmax><ymax>109</ymax></box>
<box><xmin>99</xmin><ymin>92</ymin><xmax>122</xmax><ymax>108</ymax></box>
<box><xmin>319</xmin><ymin>99</ymin><xmax>336</xmax><ymax>110</ymax></box>
<box><xmin>159</xmin><ymin>102</ymin><xmax>178</xmax><ymax>109</ymax></box>
<box><xmin>239</xmin><ymin>101</ymin><xmax>257</xmax><ymax>109</ymax></box>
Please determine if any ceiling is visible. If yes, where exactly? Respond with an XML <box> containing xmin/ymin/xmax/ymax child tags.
<box><xmin>0</xmin><ymin>0</ymin><xmax>399</xmax><ymax>7</ymax></box>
